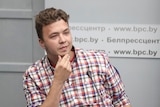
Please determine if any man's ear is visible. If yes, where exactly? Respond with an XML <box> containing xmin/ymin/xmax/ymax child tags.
<box><xmin>39</xmin><ymin>38</ymin><xmax>45</xmax><ymax>49</ymax></box>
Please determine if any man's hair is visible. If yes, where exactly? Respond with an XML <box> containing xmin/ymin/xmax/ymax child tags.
<box><xmin>35</xmin><ymin>7</ymin><xmax>70</xmax><ymax>40</ymax></box>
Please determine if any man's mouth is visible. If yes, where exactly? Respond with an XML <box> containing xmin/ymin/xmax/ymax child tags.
<box><xmin>59</xmin><ymin>46</ymin><xmax>67</xmax><ymax>51</ymax></box>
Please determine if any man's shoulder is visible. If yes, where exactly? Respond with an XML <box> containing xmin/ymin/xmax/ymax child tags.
<box><xmin>24</xmin><ymin>56</ymin><xmax>47</xmax><ymax>76</ymax></box>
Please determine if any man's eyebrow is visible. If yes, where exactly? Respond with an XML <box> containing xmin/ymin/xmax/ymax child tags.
<box><xmin>49</xmin><ymin>32</ymin><xmax>59</xmax><ymax>36</ymax></box>
<box><xmin>63</xmin><ymin>28</ymin><xmax>70</xmax><ymax>32</ymax></box>
<box><xmin>49</xmin><ymin>28</ymin><xmax>70</xmax><ymax>36</ymax></box>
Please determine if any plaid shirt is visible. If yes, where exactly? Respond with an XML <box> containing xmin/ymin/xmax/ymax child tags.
<box><xmin>23</xmin><ymin>48</ymin><xmax>130</xmax><ymax>107</ymax></box>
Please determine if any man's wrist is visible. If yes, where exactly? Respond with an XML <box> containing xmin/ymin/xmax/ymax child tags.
<box><xmin>52</xmin><ymin>79</ymin><xmax>65</xmax><ymax>86</ymax></box>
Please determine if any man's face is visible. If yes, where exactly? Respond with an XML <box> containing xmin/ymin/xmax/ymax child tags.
<box><xmin>39</xmin><ymin>19</ymin><xmax>72</xmax><ymax>58</ymax></box>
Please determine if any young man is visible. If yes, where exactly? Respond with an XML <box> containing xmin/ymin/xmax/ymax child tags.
<box><xmin>23</xmin><ymin>7</ymin><xmax>131</xmax><ymax>107</ymax></box>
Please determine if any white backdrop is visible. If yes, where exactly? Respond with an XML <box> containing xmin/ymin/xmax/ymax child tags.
<box><xmin>45</xmin><ymin>0</ymin><xmax>160</xmax><ymax>58</ymax></box>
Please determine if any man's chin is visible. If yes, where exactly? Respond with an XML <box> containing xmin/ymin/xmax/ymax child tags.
<box><xmin>58</xmin><ymin>52</ymin><xmax>68</xmax><ymax>57</ymax></box>
<box><xmin>58</xmin><ymin>48</ymin><xmax>71</xmax><ymax>56</ymax></box>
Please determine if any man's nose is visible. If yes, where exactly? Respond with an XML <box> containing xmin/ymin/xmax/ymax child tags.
<box><xmin>59</xmin><ymin>34</ymin><xmax>66</xmax><ymax>43</ymax></box>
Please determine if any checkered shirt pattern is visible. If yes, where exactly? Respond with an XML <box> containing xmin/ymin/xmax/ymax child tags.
<box><xmin>23</xmin><ymin>48</ymin><xmax>130</xmax><ymax>107</ymax></box>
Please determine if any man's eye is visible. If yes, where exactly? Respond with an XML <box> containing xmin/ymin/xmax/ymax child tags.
<box><xmin>64</xmin><ymin>31</ymin><xmax>69</xmax><ymax>35</ymax></box>
<box><xmin>50</xmin><ymin>35</ymin><xmax>57</xmax><ymax>38</ymax></box>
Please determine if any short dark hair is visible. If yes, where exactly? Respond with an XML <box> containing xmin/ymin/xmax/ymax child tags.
<box><xmin>35</xmin><ymin>7</ymin><xmax>70</xmax><ymax>40</ymax></box>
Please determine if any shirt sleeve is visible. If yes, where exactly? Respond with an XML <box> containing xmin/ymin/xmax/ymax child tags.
<box><xmin>104</xmin><ymin>56</ymin><xmax>131</xmax><ymax>106</ymax></box>
<box><xmin>23</xmin><ymin>68</ymin><xmax>46</xmax><ymax>107</ymax></box>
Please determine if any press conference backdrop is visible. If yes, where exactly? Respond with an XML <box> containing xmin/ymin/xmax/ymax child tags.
<box><xmin>45</xmin><ymin>0</ymin><xmax>160</xmax><ymax>107</ymax></box>
<box><xmin>45</xmin><ymin>0</ymin><xmax>160</xmax><ymax>59</ymax></box>
<box><xmin>0</xmin><ymin>0</ymin><xmax>159</xmax><ymax>107</ymax></box>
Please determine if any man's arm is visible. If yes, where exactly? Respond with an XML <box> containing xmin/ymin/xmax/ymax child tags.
<box><xmin>40</xmin><ymin>80</ymin><xmax>64</xmax><ymax>107</ymax></box>
<box><xmin>40</xmin><ymin>54</ymin><xmax>72</xmax><ymax>107</ymax></box>
<box><xmin>111</xmin><ymin>65</ymin><xmax>131</xmax><ymax>107</ymax></box>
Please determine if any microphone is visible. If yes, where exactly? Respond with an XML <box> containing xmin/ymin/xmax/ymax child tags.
<box><xmin>87</xmin><ymin>71</ymin><xmax>99</xmax><ymax>92</ymax></box>
<box><xmin>87</xmin><ymin>71</ymin><xmax>92</xmax><ymax>79</ymax></box>
<box><xmin>86</xmin><ymin>71</ymin><xmax>104</xmax><ymax>105</ymax></box>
